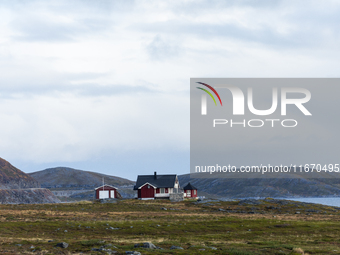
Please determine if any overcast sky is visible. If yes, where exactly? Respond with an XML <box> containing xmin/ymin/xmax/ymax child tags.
<box><xmin>0</xmin><ymin>0</ymin><xmax>340</xmax><ymax>180</ymax></box>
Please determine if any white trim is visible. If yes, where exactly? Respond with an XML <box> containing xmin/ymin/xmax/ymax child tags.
<box><xmin>95</xmin><ymin>185</ymin><xmax>118</xmax><ymax>190</ymax></box>
<box><xmin>140</xmin><ymin>198</ymin><xmax>155</xmax><ymax>200</ymax></box>
<box><xmin>137</xmin><ymin>182</ymin><xmax>157</xmax><ymax>189</ymax></box>
<box><xmin>110</xmin><ymin>190</ymin><xmax>115</xmax><ymax>198</ymax></box>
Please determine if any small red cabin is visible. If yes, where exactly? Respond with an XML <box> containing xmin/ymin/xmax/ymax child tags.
<box><xmin>183</xmin><ymin>182</ymin><xmax>198</xmax><ymax>198</ymax></box>
<box><xmin>95</xmin><ymin>185</ymin><xmax>118</xmax><ymax>199</ymax></box>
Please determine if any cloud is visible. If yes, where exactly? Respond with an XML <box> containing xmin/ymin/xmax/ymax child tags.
<box><xmin>146</xmin><ymin>35</ymin><xmax>181</xmax><ymax>60</ymax></box>
<box><xmin>10</xmin><ymin>13</ymin><xmax>112</xmax><ymax>42</ymax></box>
<box><xmin>0</xmin><ymin>91</ymin><xmax>189</xmax><ymax>163</ymax></box>
<box><xmin>0</xmin><ymin>0</ymin><xmax>339</xmax><ymax>179</ymax></box>
<box><xmin>131</xmin><ymin>0</ymin><xmax>340</xmax><ymax>51</ymax></box>
<box><xmin>5</xmin><ymin>0</ymin><xmax>136</xmax><ymax>42</ymax></box>
<box><xmin>20</xmin><ymin>21</ymin><xmax>108</xmax><ymax>42</ymax></box>
<box><xmin>0</xmin><ymin>80</ymin><xmax>157</xmax><ymax>98</ymax></box>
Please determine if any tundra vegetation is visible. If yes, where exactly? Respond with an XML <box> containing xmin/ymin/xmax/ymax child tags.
<box><xmin>0</xmin><ymin>198</ymin><xmax>339</xmax><ymax>254</ymax></box>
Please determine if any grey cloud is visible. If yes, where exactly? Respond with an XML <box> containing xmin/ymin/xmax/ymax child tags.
<box><xmin>1</xmin><ymin>0</ymin><xmax>135</xmax><ymax>14</ymax></box>
<box><xmin>75</xmin><ymin>84</ymin><xmax>156</xmax><ymax>97</ymax></box>
<box><xmin>172</xmin><ymin>0</ymin><xmax>283</xmax><ymax>14</ymax></box>
<box><xmin>11</xmin><ymin>16</ymin><xmax>112</xmax><ymax>42</ymax></box>
<box><xmin>0</xmin><ymin>83</ymin><xmax>157</xmax><ymax>99</ymax></box>
<box><xmin>12</xmin><ymin>19</ymin><xmax>76</xmax><ymax>42</ymax></box>
<box><xmin>7</xmin><ymin>0</ymin><xmax>340</xmax><ymax>47</ymax></box>
<box><xmin>5</xmin><ymin>0</ymin><xmax>135</xmax><ymax>42</ymax></box>
<box><xmin>53</xmin><ymin>0</ymin><xmax>135</xmax><ymax>15</ymax></box>
<box><xmin>146</xmin><ymin>35</ymin><xmax>181</xmax><ymax>61</ymax></box>
<box><xmin>133</xmin><ymin>1</ymin><xmax>340</xmax><ymax>50</ymax></box>
<box><xmin>0</xmin><ymin>67</ymin><xmax>159</xmax><ymax>98</ymax></box>
<box><xmin>137</xmin><ymin>21</ymin><xmax>310</xmax><ymax>49</ymax></box>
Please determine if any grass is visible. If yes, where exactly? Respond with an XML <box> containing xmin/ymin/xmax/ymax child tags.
<box><xmin>0</xmin><ymin>199</ymin><xmax>339</xmax><ymax>254</ymax></box>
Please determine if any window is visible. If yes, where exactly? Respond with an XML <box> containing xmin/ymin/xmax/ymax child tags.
<box><xmin>187</xmin><ymin>190</ymin><xmax>191</xmax><ymax>197</ymax></box>
<box><xmin>160</xmin><ymin>188</ymin><xmax>165</xmax><ymax>193</ymax></box>
<box><xmin>147</xmin><ymin>185</ymin><xmax>150</xmax><ymax>189</ymax></box>
<box><xmin>194</xmin><ymin>190</ymin><xmax>196</xmax><ymax>195</ymax></box>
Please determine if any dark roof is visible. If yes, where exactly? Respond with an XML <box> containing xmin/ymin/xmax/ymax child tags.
<box><xmin>134</xmin><ymin>174</ymin><xmax>177</xmax><ymax>190</ymax></box>
<box><xmin>183</xmin><ymin>182</ymin><xmax>197</xmax><ymax>190</ymax></box>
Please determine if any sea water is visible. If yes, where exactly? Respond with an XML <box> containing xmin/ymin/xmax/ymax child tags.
<box><xmin>286</xmin><ymin>197</ymin><xmax>340</xmax><ymax>207</ymax></box>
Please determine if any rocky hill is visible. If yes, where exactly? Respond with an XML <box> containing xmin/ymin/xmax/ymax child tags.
<box><xmin>29</xmin><ymin>167</ymin><xmax>136</xmax><ymax>200</ymax></box>
<box><xmin>0</xmin><ymin>157</ymin><xmax>60</xmax><ymax>204</ymax></box>
<box><xmin>29</xmin><ymin>167</ymin><xmax>134</xmax><ymax>189</ymax></box>
<box><xmin>0</xmin><ymin>188</ymin><xmax>60</xmax><ymax>204</ymax></box>
<box><xmin>0</xmin><ymin>157</ymin><xmax>40</xmax><ymax>189</ymax></box>
<box><xmin>178</xmin><ymin>174</ymin><xmax>340</xmax><ymax>198</ymax></box>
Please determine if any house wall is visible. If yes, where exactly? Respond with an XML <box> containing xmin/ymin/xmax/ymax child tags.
<box><xmin>156</xmin><ymin>188</ymin><xmax>169</xmax><ymax>194</ymax></box>
<box><xmin>184</xmin><ymin>189</ymin><xmax>197</xmax><ymax>198</ymax></box>
<box><xmin>150</xmin><ymin>187</ymin><xmax>174</xmax><ymax>199</ymax></box>
<box><xmin>139</xmin><ymin>184</ymin><xmax>155</xmax><ymax>199</ymax></box>
<box><xmin>191</xmin><ymin>189</ymin><xmax>197</xmax><ymax>198</ymax></box>
<box><xmin>174</xmin><ymin>177</ymin><xmax>179</xmax><ymax>189</ymax></box>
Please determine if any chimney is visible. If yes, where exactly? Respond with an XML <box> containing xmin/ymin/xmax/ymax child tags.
<box><xmin>154</xmin><ymin>171</ymin><xmax>157</xmax><ymax>180</ymax></box>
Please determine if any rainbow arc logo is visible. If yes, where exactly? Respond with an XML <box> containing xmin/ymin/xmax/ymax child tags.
<box><xmin>196</xmin><ymin>82</ymin><xmax>222</xmax><ymax>106</ymax></box>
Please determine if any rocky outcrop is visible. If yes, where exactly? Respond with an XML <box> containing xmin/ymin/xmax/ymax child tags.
<box><xmin>0</xmin><ymin>188</ymin><xmax>60</xmax><ymax>204</ymax></box>
<box><xmin>0</xmin><ymin>157</ymin><xmax>60</xmax><ymax>204</ymax></box>
<box><xmin>0</xmin><ymin>157</ymin><xmax>40</xmax><ymax>189</ymax></box>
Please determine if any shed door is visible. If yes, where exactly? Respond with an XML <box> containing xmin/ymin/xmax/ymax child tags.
<box><xmin>110</xmin><ymin>190</ymin><xmax>115</xmax><ymax>198</ymax></box>
<box><xmin>99</xmin><ymin>190</ymin><xmax>109</xmax><ymax>199</ymax></box>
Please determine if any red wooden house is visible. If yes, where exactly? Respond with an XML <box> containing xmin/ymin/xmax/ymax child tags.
<box><xmin>95</xmin><ymin>185</ymin><xmax>118</xmax><ymax>199</ymax></box>
<box><xmin>183</xmin><ymin>182</ymin><xmax>198</xmax><ymax>198</ymax></box>
<box><xmin>134</xmin><ymin>172</ymin><xmax>180</xmax><ymax>200</ymax></box>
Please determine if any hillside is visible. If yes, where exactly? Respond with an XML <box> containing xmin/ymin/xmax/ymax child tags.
<box><xmin>29</xmin><ymin>167</ymin><xmax>136</xmax><ymax>200</ymax></box>
<box><xmin>0</xmin><ymin>157</ymin><xmax>60</xmax><ymax>204</ymax></box>
<box><xmin>179</xmin><ymin>174</ymin><xmax>340</xmax><ymax>198</ymax></box>
<box><xmin>0</xmin><ymin>157</ymin><xmax>40</xmax><ymax>189</ymax></box>
<box><xmin>0</xmin><ymin>188</ymin><xmax>60</xmax><ymax>204</ymax></box>
<box><xmin>29</xmin><ymin>167</ymin><xmax>134</xmax><ymax>189</ymax></box>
